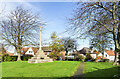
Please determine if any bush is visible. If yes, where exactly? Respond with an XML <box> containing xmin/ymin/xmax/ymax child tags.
<box><xmin>22</xmin><ymin>55</ymin><xmax>33</xmax><ymax>61</ymax></box>
<box><xmin>2</xmin><ymin>55</ymin><xmax>33</xmax><ymax>62</ymax></box>
<box><xmin>85</xmin><ymin>53</ymin><xmax>92</xmax><ymax>61</ymax></box>
<box><xmin>103</xmin><ymin>59</ymin><xmax>109</xmax><ymax>62</ymax></box>
<box><xmin>2</xmin><ymin>56</ymin><xmax>17</xmax><ymax>62</ymax></box>
<box><xmin>78</xmin><ymin>54</ymin><xmax>85</xmax><ymax>61</ymax></box>
<box><xmin>48</xmin><ymin>52</ymin><xmax>61</xmax><ymax>60</ymax></box>
<box><xmin>91</xmin><ymin>59</ymin><xmax>96</xmax><ymax>62</ymax></box>
<box><xmin>75</xmin><ymin>54</ymin><xmax>85</xmax><ymax>61</ymax></box>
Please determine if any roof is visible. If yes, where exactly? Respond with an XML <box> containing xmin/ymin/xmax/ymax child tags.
<box><xmin>72</xmin><ymin>47</ymin><xmax>92</xmax><ymax>55</ymax></box>
<box><xmin>2</xmin><ymin>46</ymin><xmax>52</xmax><ymax>56</ymax></box>
<box><xmin>21</xmin><ymin>47</ymin><xmax>30</xmax><ymax>54</ymax></box>
<box><xmin>79</xmin><ymin>47</ymin><xmax>91</xmax><ymax>54</ymax></box>
<box><xmin>31</xmin><ymin>47</ymin><xmax>39</xmax><ymax>55</ymax></box>
<box><xmin>2</xmin><ymin>48</ymin><xmax>14</xmax><ymax>56</ymax></box>
<box><xmin>96</xmin><ymin>52</ymin><xmax>101</xmax><ymax>56</ymax></box>
<box><xmin>6</xmin><ymin>51</ymin><xmax>14</xmax><ymax>56</ymax></box>
<box><xmin>105</xmin><ymin>50</ymin><xmax>115</xmax><ymax>56</ymax></box>
<box><xmin>22</xmin><ymin>46</ymin><xmax>52</xmax><ymax>55</ymax></box>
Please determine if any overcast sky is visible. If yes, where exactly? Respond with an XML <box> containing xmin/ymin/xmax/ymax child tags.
<box><xmin>0</xmin><ymin>1</ymin><xmax>91</xmax><ymax>53</ymax></box>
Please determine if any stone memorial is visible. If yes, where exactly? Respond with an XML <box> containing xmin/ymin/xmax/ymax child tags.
<box><xmin>28</xmin><ymin>26</ymin><xmax>53</xmax><ymax>63</ymax></box>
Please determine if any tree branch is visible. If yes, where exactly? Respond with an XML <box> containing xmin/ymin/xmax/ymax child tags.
<box><xmin>94</xmin><ymin>17</ymin><xmax>113</xmax><ymax>33</ymax></box>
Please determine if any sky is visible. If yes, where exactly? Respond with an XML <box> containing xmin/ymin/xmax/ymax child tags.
<box><xmin>0</xmin><ymin>1</ymin><xmax>91</xmax><ymax>53</ymax></box>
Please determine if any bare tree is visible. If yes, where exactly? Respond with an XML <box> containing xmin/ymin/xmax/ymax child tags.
<box><xmin>62</xmin><ymin>37</ymin><xmax>77</xmax><ymax>55</ymax></box>
<box><xmin>1</xmin><ymin>6</ymin><xmax>45</xmax><ymax>61</ymax></box>
<box><xmin>68</xmin><ymin>2</ymin><xmax>120</xmax><ymax>65</ymax></box>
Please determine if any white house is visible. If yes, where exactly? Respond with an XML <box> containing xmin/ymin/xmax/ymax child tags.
<box><xmin>25</xmin><ymin>47</ymin><xmax>35</xmax><ymax>56</ymax></box>
<box><xmin>104</xmin><ymin>48</ymin><xmax>115</xmax><ymax>61</ymax></box>
<box><xmin>13</xmin><ymin>47</ymin><xmax>52</xmax><ymax>56</ymax></box>
<box><xmin>97</xmin><ymin>48</ymin><xmax>115</xmax><ymax>62</ymax></box>
<box><xmin>72</xmin><ymin>47</ymin><xmax>97</xmax><ymax>59</ymax></box>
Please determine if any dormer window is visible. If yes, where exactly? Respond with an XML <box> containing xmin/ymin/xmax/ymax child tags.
<box><xmin>29</xmin><ymin>51</ymin><xmax>33</xmax><ymax>53</ymax></box>
<box><xmin>21</xmin><ymin>50</ymin><xmax>23</xmax><ymax>52</ymax></box>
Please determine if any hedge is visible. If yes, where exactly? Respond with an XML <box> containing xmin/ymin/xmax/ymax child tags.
<box><xmin>2</xmin><ymin>55</ymin><xmax>33</xmax><ymax>62</ymax></box>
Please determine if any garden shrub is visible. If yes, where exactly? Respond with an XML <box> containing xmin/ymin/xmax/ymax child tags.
<box><xmin>74</xmin><ymin>54</ymin><xmax>85</xmax><ymax>61</ymax></box>
<box><xmin>49</xmin><ymin>52</ymin><xmax>61</xmax><ymax>60</ymax></box>
<box><xmin>7</xmin><ymin>56</ymin><xmax>12</xmax><ymax>61</ymax></box>
<box><xmin>22</xmin><ymin>55</ymin><xmax>33</xmax><ymax>61</ymax></box>
<box><xmin>12</xmin><ymin>56</ymin><xmax>17</xmax><ymax>61</ymax></box>
<box><xmin>78</xmin><ymin>54</ymin><xmax>85</xmax><ymax>61</ymax></box>
<box><xmin>3</xmin><ymin>56</ymin><xmax>17</xmax><ymax>62</ymax></box>
<box><xmin>103</xmin><ymin>59</ymin><xmax>109</xmax><ymax>62</ymax></box>
<box><xmin>2</xmin><ymin>55</ymin><xmax>33</xmax><ymax>62</ymax></box>
<box><xmin>85</xmin><ymin>53</ymin><xmax>92</xmax><ymax>61</ymax></box>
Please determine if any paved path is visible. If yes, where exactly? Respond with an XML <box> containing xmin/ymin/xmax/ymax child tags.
<box><xmin>71</xmin><ymin>62</ymin><xmax>84</xmax><ymax>79</ymax></box>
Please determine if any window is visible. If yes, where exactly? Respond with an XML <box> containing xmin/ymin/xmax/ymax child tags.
<box><xmin>106</xmin><ymin>54</ymin><xmax>107</xmax><ymax>57</ymax></box>
<box><xmin>29</xmin><ymin>51</ymin><xmax>33</xmax><ymax>53</ymax></box>
<box><xmin>21</xmin><ymin>50</ymin><xmax>23</xmax><ymax>52</ymax></box>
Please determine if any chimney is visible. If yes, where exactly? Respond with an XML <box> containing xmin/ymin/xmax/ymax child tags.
<box><xmin>110</xmin><ymin>48</ymin><xmax>113</xmax><ymax>50</ymax></box>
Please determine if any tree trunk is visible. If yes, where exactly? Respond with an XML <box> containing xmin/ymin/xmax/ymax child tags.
<box><xmin>66</xmin><ymin>51</ymin><xmax>68</xmax><ymax>61</ymax></box>
<box><xmin>113</xmin><ymin>40</ymin><xmax>119</xmax><ymax>65</ymax></box>
<box><xmin>17</xmin><ymin>53</ymin><xmax>21</xmax><ymax>61</ymax></box>
<box><xmin>17</xmin><ymin>49</ymin><xmax>21</xmax><ymax>61</ymax></box>
<box><xmin>112</xmin><ymin>2</ymin><xmax>119</xmax><ymax>65</ymax></box>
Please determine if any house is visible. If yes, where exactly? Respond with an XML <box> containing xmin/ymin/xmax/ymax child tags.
<box><xmin>2</xmin><ymin>47</ymin><xmax>14</xmax><ymax>56</ymax></box>
<box><xmin>104</xmin><ymin>48</ymin><xmax>115</xmax><ymax>62</ymax></box>
<box><xmin>71</xmin><ymin>47</ymin><xmax>97</xmax><ymax>59</ymax></box>
<box><xmin>79</xmin><ymin>47</ymin><xmax>96</xmax><ymax>59</ymax></box>
<box><xmin>13</xmin><ymin>46</ymin><xmax>65</xmax><ymax>60</ymax></box>
<box><xmin>95</xmin><ymin>48</ymin><xmax>115</xmax><ymax>62</ymax></box>
<box><xmin>14</xmin><ymin>46</ymin><xmax>52</xmax><ymax>56</ymax></box>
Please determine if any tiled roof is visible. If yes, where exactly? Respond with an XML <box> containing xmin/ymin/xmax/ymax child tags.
<box><xmin>31</xmin><ymin>47</ymin><xmax>39</xmax><ymax>55</ymax></box>
<box><xmin>3</xmin><ymin>46</ymin><xmax>51</xmax><ymax>56</ymax></box>
<box><xmin>21</xmin><ymin>47</ymin><xmax>30</xmax><ymax>55</ymax></box>
<box><xmin>21</xmin><ymin>47</ymin><xmax>51</xmax><ymax>55</ymax></box>
<box><xmin>95</xmin><ymin>51</ymin><xmax>101</xmax><ymax>55</ymax></box>
<box><xmin>5</xmin><ymin>50</ymin><xmax>14</xmax><ymax>56</ymax></box>
<box><xmin>1</xmin><ymin>47</ymin><xmax>14</xmax><ymax>56</ymax></box>
<box><xmin>105</xmin><ymin>50</ymin><xmax>115</xmax><ymax>56</ymax></box>
<box><xmin>79</xmin><ymin>47</ymin><xmax>91</xmax><ymax>54</ymax></box>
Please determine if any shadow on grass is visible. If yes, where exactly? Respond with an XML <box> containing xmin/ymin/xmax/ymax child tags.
<box><xmin>72</xmin><ymin>66</ymin><xmax>119</xmax><ymax>79</ymax></box>
<box><xmin>83</xmin><ymin>66</ymin><xmax>119</xmax><ymax>78</ymax></box>
<box><xmin>1</xmin><ymin>67</ymin><xmax>119</xmax><ymax>79</ymax></box>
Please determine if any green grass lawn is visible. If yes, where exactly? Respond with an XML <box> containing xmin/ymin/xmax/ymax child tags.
<box><xmin>2</xmin><ymin>61</ymin><xmax>80</xmax><ymax>77</ymax></box>
<box><xmin>0</xmin><ymin>63</ymin><xmax>2</xmax><ymax>78</ymax></box>
<box><xmin>83</xmin><ymin>62</ymin><xmax>119</xmax><ymax>77</ymax></box>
